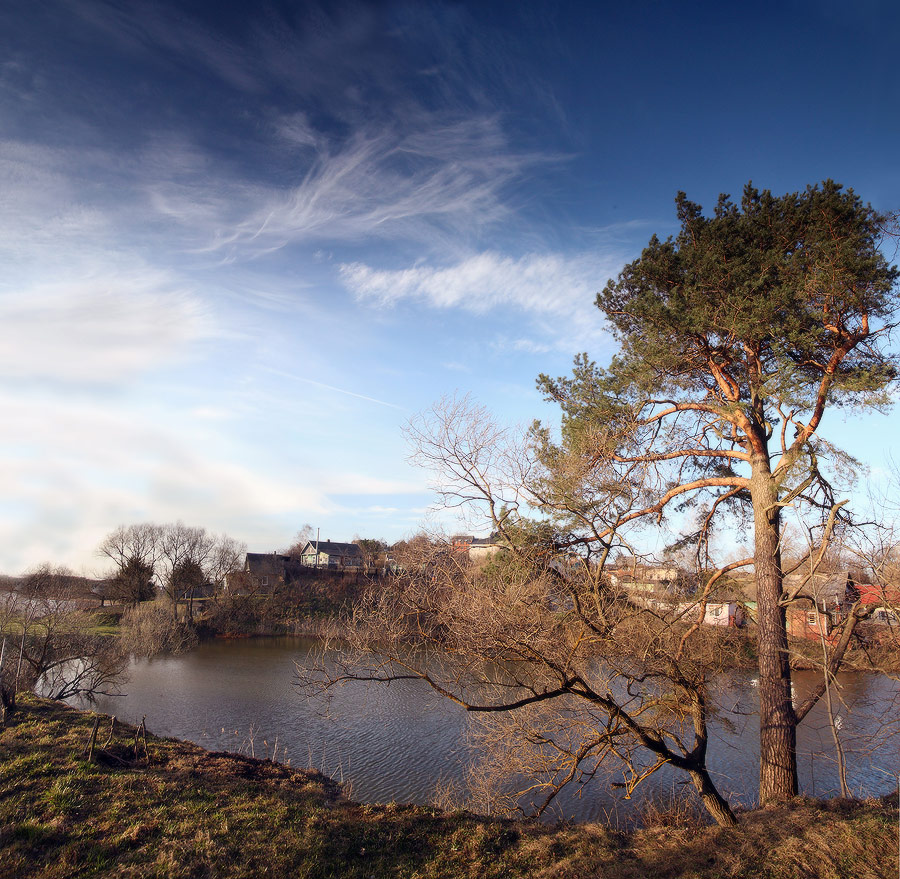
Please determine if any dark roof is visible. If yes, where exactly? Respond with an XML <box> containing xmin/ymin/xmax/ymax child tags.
<box><xmin>743</xmin><ymin>571</ymin><xmax>854</xmax><ymax>605</ymax></box>
<box><xmin>787</xmin><ymin>571</ymin><xmax>854</xmax><ymax>605</ymax></box>
<box><xmin>245</xmin><ymin>553</ymin><xmax>289</xmax><ymax>577</ymax></box>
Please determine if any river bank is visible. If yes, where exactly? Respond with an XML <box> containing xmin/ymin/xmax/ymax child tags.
<box><xmin>195</xmin><ymin>614</ymin><xmax>899</xmax><ymax>675</ymax></box>
<box><xmin>1</xmin><ymin>695</ymin><xmax>896</xmax><ymax>879</ymax></box>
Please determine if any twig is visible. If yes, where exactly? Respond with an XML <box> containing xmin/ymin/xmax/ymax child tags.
<box><xmin>101</xmin><ymin>751</ymin><xmax>131</xmax><ymax>766</ymax></box>
<box><xmin>133</xmin><ymin>716</ymin><xmax>150</xmax><ymax>766</ymax></box>
<box><xmin>103</xmin><ymin>716</ymin><xmax>117</xmax><ymax>748</ymax></box>
<box><xmin>85</xmin><ymin>716</ymin><xmax>100</xmax><ymax>762</ymax></box>
<box><xmin>139</xmin><ymin>717</ymin><xmax>151</xmax><ymax>767</ymax></box>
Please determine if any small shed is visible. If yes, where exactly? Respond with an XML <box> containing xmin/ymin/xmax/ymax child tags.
<box><xmin>674</xmin><ymin>600</ymin><xmax>746</xmax><ymax>627</ymax></box>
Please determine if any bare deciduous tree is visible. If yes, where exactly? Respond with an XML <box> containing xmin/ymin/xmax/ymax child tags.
<box><xmin>298</xmin><ymin>397</ymin><xmax>745</xmax><ymax>826</ymax></box>
<box><xmin>119</xmin><ymin>599</ymin><xmax>199</xmax><ymax>658</ymax></box>
<box><xmin>99</xmin><ymin>522</ymin><xmax>245</xmax><ymax>622</ymax></box>
<box><xmin>1</xmin><ymin>565</ymin><xmax>125</xmax><ymax>717</ymax></box>
<box><xmin>206</xmin><ymin>536</ymin><xmax>247</xmax><ymax>591</ymax></box>
<box><xmin>98</xmin><ymin>523</ymin><xmax>163</xmax><ymax>605</ymax></box>
<box><xmin>284</xmin><ymin>524</ymin><xmax>315</xmax><ymax>558</ymax></box>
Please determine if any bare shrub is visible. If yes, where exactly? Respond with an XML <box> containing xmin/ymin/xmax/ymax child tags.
<box><xmin>636</xmin><ymin>785</ymin><xmax>706</xmax><ymax>831</ymax></box>
<box><xmin>119</xmin><ymin>600</ymin><xmax>198</xmax><ymax>657</ymax></box>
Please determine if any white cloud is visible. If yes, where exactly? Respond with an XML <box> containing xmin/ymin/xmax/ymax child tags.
<box><xmin>0</xmin><ymin>71</ymin><xmax>548</xmax><ymax>288</ymax></box>
<box><xmin>0</xmin><ymin>138</ymin><xmax>227</xmax><ymax>384</ymax></box>
<box><xmin>0</xmin><ymin>390</ymin><xmax>332</xmax><ymax>573</ymax></box>
<box><xmin>492</xmin><ymin>337</ymin><xmax>553</xmax><ymax>355</ymax></box>
<box><xmin>322</xmin><ymin>473</ymin><xmax>426</xmax><ymax>496</ymax></box>
<box><xmin>341</xmin><ymin>251</ymin><xmax>594</xmax><ymax>313</ymax></box>
<box><xmin>340</xmin><ymin>250</ymin><xmax>623</xmax><ymax>349</ymax></box>
<box><xmin>0</xmin><ymin>275</ymin><xmax>214</xmax><ymax>383</ymax></box>
<box><xmin>0</xmin><ymin>115</ymin><xmax>537</xmax><ymax>267</ymax></box>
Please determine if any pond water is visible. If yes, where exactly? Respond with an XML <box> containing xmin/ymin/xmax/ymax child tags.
<box><xmin>73</xmin><ymin>637</ymin><xmax>900</xmax><ymax>824</ymax></box>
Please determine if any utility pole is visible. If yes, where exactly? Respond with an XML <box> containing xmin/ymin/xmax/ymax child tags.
<box><xmin>315</xmin><ymin>528</ymin><xmax>320</xmax><ymax>570</ymax></box>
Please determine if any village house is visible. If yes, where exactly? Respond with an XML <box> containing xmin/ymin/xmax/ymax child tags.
<box><xmin>674</xmin><ymin>600</ymin><xmax>746</xmax><ymax>628</ymax></box>
<box><xmin>605</xmin><ymin>558</ymin><xmax>747</xmax><ymax>627</ymax></box>
<box><xmin>775</xmin><ymin>571</ymin><xmax>857</xmax><ymax>641</ymax></box>
<box><xmin>225</xmin><ymin>552</ymin><xmax>294</xmax><ymax>593</ymax></box>
<box><xmin>857</xmin><ymin>581</ymin><xmax>900</xmax><ymax>628</ymax></box>
<box><xmin>450</xmin><ymin>534</ymin><xmax>506</xmax><ymax>561</ymax></box>
<box><xmin>298</xmin><ymin>540</ymin><xmax>364</xmax><ymax>570</ymax></box>
<box><xmin>738</xmin><ymin>571</ymin><xmax>858</xmax><ymax>640</ymax></box>
<box><xmin>608</xmin><ymin>558</ymin><xmax>688</xmax><ymax>600</ymax></box>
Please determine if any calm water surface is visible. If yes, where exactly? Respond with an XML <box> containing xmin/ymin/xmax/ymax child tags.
<box><xmin>75</xmin><ymin>637</ymin><xmax>900</xmax><ymax>823</ymax></box>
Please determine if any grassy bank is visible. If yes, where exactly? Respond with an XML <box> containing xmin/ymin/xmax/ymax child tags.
<box><xmin>1</xmin><ymin>696</ymin><xmax>897</xmax><ymax>878</ymax></box>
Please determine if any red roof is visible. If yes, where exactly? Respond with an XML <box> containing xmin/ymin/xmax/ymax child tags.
<box><xmin>857</xmin><ymin>582</ymin><xmax>900</xmax><ymax>605</ymax></box>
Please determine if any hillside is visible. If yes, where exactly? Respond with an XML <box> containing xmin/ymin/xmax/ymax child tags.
<box><xmin>0</xmin><ymin>696</ymin><xmax>896</xmax><ymax>879</ymax></box>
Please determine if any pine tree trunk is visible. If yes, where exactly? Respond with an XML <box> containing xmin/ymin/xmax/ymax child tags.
<box><xmin>751</xmin><ymin>453</ymin><xmax>798</xmax><ymax>803</ymax></box>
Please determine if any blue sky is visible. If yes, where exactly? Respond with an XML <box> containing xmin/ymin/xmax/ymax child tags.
<box><xmin>2</xmin><ymin>0</ymin><xmax>900</xmax><ymax>574</ymax></box>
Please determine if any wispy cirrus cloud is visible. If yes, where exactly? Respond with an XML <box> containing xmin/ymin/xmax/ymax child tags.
<box><xmin>340</xmin><ymin>251</ymin><xmax>604</xmax><ymax>314</ymax></box>
<box><xmin>263</xmin><ymin>367</ymin><xmax>405</xmax><ymax>411</ymax></box>
<box><xmin>339</xmin><ymin>249</ymin><xmax>623</xmax><ymax>349</ymax></box>
<box><xmin>0</xmin><ymin>113</ymin><xmax>541</xmax><ymax>269</ymax></box>
<box><xmin>0</xmin><ymin>141</ymin><xmax>112</xmax><ymax>259</ymax></box>
<box><xmin>151</xmin><ymin>115</ymin><xmax>539</xmax><ymax>258</ymax></box>
<box><xmin>1</xmin><ymin>1</ymin><xmax>560</xmax><ymax>277</ymax></box>
<box><xmin>491</xmin><ymin>337</ymin><xmax>553</xmax><ymax>355</ymax></box>
<box><xmin>49</xmin><ymin>3</ymin><xmax>554</xmax><ymax>260</ymax></box>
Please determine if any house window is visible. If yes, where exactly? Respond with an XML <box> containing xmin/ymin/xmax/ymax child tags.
<box><xmin>260</xmin><ymin>576</ymin><xmax>268</xmax><ymax>586</ymax></box>
<box><xmin>806</xmin><ymin>611</ymin><xmax>818</xmax><ymax>627</ymax></box>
